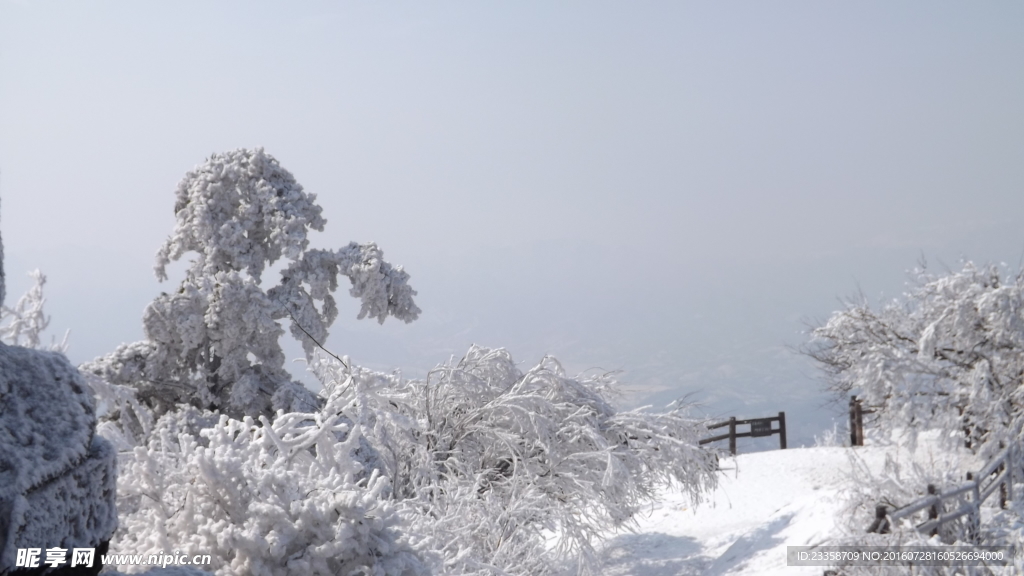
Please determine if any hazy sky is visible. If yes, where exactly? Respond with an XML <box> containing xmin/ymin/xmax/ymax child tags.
<box><xmin>2</xmin><ymin>2</ymin><xmax>1023</xmax><ymax>447</ymax></box>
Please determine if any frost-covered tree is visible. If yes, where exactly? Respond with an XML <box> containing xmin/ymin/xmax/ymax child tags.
<box><xmin>83</xmin><ymin>148</ymin><xmax>419</xmax><ymax>420</ymax></box>
<box><xmin>806</xmin><ymin>261</ymin><xmax>1024</xmax><ymax>458</ymax></box>
<box><xmin>0</xmin><ymin>269</ymin><xmax>68</xmax><ymax>352</ymax></box>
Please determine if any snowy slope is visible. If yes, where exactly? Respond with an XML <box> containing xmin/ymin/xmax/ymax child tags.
<box><xmin>597</xmin><ymin>445</ymin><xmax>953</xmax><ymax>576</ymax></box>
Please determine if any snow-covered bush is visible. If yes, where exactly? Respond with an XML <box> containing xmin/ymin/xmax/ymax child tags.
<box><xmin>310</xmin><ymin>346</ymin><xmax>719</xmax><ymax>575</ymax></box>
<box><xmin>83</xmin><ymin>148</ymin><xmax>419</xmax><ymax>420</ymax></box>
<box><xmin>108</xmin><ymin>403</ymin><xmax>426</xmax><ymax>576</ymax></box>
<box><xmin>813</xmin><ymin>422</ymin><xmax>843</xmax><ymax>448</ymax></box>
<box><xmin>806</xmin><ymin>261</ymin><xmax>1024</xmax><ymax>460</ymax></box>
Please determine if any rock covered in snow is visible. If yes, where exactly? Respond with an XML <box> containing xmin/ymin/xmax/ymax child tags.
<box><xmin>0</xmin><ymin>341</ymin><xmax>118</xmax><ymax>572</ymax></box>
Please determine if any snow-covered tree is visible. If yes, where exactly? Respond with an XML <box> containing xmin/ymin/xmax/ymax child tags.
<box><xmin>83</xmin><ymin>148</ymin><xmax>419</xmax><ymax>420</ymax></box>
<box><xmin>806</xmin><ymin>260</ymin><xmax>1024</xmax><ymax>458</ymax></box>
<box><xmin>0</xmin><ymin>269</ymin><xmax>68</xmax><ymax>352</ymax></box>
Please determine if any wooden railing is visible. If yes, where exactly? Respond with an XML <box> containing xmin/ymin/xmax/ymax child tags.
<box><xmin>699</xmin><ymin>412</ymin><xmax>787</xmax><ymax>455</ymax></box>
<box><xmin>868</xmin><ymin>441</ymin><xmax>1017</xmax><ymax>542</ymax></box>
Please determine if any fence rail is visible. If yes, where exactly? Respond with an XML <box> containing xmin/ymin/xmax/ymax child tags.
<box><xmin>699</xmin><ymin>412</ymin><xmax>787</xmax><ymax>455</ymax></box>
<box><xmin>868</xmin><ymin>440</ymin><xmax>1017</xmax><ymax>542</ymax></box>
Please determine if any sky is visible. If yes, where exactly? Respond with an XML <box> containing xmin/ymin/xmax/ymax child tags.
<box><xmin>2</xmin><ymin>2</ymin><xmax>1023</xmax><ymax>448</ymax></box>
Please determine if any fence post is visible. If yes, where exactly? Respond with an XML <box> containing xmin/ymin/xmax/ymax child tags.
<box><xmin>849</xmin><ymin>396</ymin><xmax>858</xmax><ymax>446</ymax></box>
<box><xmin>849</xmin><ymin>396</ymin><xmax>865</xmax><ymax>446</ymax></box>
<box><xmin>728</xmin><ymin>416</ymin><xmax>737</xmax><ymax>455</ymax></box>
<box><xmin>778</xmin><ymin>411</ymin><xmax>787</xmax><ymax>450</ymax></box>
<box><xmin>997</xmin><ymin>441</ymin><xmax>1009</xmax><ymax>509</ymax></box>
<box><xmin>856</xmin><ymin>399</ymin><xmax>865</xmax><ymax>446</ymax></box>
<box><xmin>927</xmin><ymin>484</ymin><xmax>939</xmax><ymax>537</ymax></box>
<box><xmin>967</xmin><ymin>471</ymin><xmax>980</xmax><ymax>543</ymax></box>
<box><xmin>1008</xmin><ymin>443</ymin><xmax>1015</xmax><ymax>504</ymax></box>
<box><xmin>999</xmin><ymin>463</ymin><xmax>1007</xmax><ymax>510</ymax></box>
<box><xmin>867</xmin><ymin>504</ymin><xmax>890</xmax><ymax>534</ymax></box>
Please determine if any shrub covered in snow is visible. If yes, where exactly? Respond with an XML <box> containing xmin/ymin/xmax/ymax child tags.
<box><xmin>310</xmin><ymin>346</ymin><xmax>719</xmax><ymax>575</ymax></box>
<box><xmin>106</xmin><ymin>402</ymin><xmax>425</xmax><ymax>576</ymax></box>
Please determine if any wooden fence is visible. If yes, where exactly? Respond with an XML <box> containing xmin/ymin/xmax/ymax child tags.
<box><xmin>868</xmin><ymin>440</ymin><xmax>1017</xmax><ymax>542</ymax></box>
<box><xmin>848</xmin><ymin>395</ymin><xmax>877</xmax><ymax>447</ymax></box>
<box><xmin>699</xmin><ymin>412</ymin><xmax>787</xmax><ymax>455</ymax></box>
<box><xmin>852</xmin><ymin>393</ymin><xmax>1018</xmax><ymax>539</ymax></box>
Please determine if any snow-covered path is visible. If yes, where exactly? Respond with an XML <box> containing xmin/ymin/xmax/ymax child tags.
<box><xmin>598</xmin><ymin>446</ymin><xmax>863</xmax><ymax>575</ymax></box>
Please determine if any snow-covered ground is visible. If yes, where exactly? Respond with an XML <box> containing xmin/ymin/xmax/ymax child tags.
<box><xmin>597</xmin><ymin>442</ymin><xmax>974</xmax><ymax>576</ymax></box>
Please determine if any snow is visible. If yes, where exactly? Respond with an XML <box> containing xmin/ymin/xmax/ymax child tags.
<box><xmin>598</xmin><ymin>445</ymin><xmax>918</xmax><ymax>576</ymax></box>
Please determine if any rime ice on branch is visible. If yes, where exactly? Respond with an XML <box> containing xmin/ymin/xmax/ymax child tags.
<box><xmin>83</xmin><ymin>148</ymin><xmax>420</xmax><ymax>420</ymax></box>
